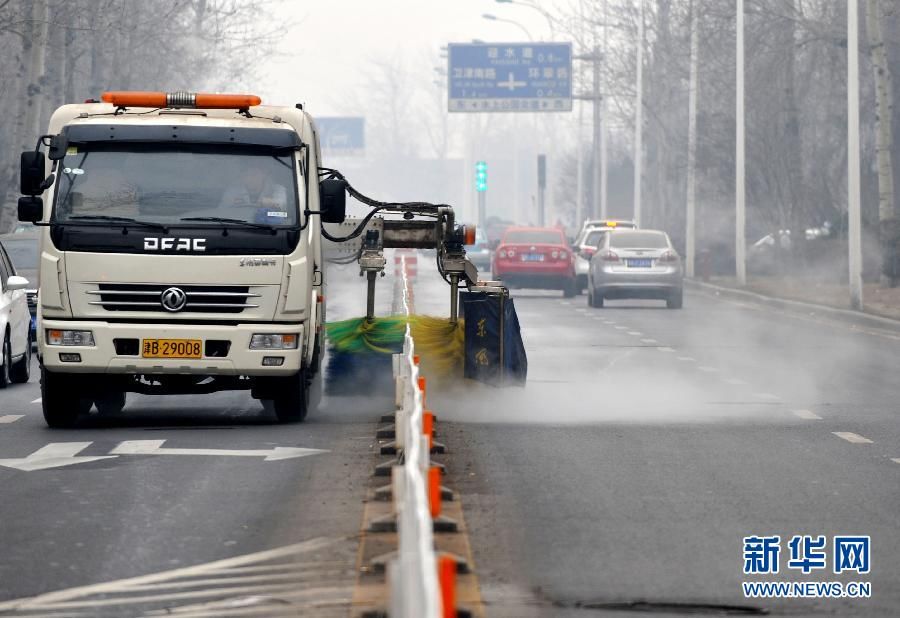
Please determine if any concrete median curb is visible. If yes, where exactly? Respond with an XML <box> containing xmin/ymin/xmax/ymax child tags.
<box><xmin>686</xmin><ymin>278</ymin><xmax>900</xmax><ymax>335</ymax></box>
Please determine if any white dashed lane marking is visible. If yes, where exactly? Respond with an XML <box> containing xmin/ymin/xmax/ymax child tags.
<box><xmin>792</xmin><ymin>409</ymin><xmax>823</xmax><ymax>420</ymax></box>
<box><xmin>833</xmin><ymin>432</ymin><xmax>873</xmax><ymax>444</ymax></box>
<box><xmin>31</xmin><ymin>398</ymin><xmax>42</xmax><ymax>404</ymax></box>
<box><xmin>641</xmin><ymin>338</ymin><xmax>658</xmax><ymax>344</ymax></box>
<box><xmin>698</xmin><ymin>366</ymin><xmax>719</xmax><ymax>373</ymax></box>
<box><xmin>614</xmin><ymin>326</ymin><xmax>628</xmax><ymax>330</ymax></box>
<box><xmin>657</xmin><ymin>347</ymin><xmax>675</xmax><ymax>353</ymax></box>
<box><xmin>0</xmin><ymin>415</ymin><xmax>24</xmax><ymax>424</ymax></box>
<box><xmin>627</xmin><ymin>331</ymin><xmax>642</xmax><ymax>336</ymax></box>
<box><xmin>754</xmin><ymin>393</ymin><xmax>782</xmax><ymax>401</ymax></box>
<box><xmin>724</xmin><ymin>378</ymin><xmax>747</xmax><ymax>385</ymax></box>
<box><xmin>676</xmin><ymin>356</ymin><xmax>695</xmax><ymax>362</ymax></box>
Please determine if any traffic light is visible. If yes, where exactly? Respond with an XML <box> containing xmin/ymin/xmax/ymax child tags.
<box><xmin>475</xmin><ymin>160</ymin><xmax>487</xmax><ymax>192</ymax></box>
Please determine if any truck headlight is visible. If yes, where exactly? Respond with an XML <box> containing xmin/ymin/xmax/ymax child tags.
<box><xmin>47</xmin><ymin>329</ymin><xmax>95</xmax><ymax>346</ymax></box>
<box><xmin>249</xmin><ymin>334</ymin><xmax>298</xmax><ymax>350</ymax></box>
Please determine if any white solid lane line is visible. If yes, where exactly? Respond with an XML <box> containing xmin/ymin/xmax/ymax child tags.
<box><xmin>792</xmin><ymin>409</ymin><xmax>823</xmax><ymax>420</ymax></box>
<box><xmin>833</xmin><ymin>432</ymin><xmax>873</xmax><ymax>444</ymax></box>
<box><xmin>0</xmin><ymin>415</ymin><xmax>24</xmax><ymax>424</ymax></box>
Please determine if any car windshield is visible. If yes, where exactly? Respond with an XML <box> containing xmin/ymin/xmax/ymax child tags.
<box><xmin>609</xmin><ymin>231</ymin><xmax>669</xmax><ymax>249</ymax></box>
<box><xmin>585</xmin><ymin>230</ymin><xmax>606</xmax><ymax>247</ymax></box>
<box><xmin>2</xmin><ymin>239</ymin><xmax>38</xmax><ymax>270</ymax></box>
<box><xmin>504</xmin><ymin>230</ymin><xmax>564</xmax><ymax>245</ymax></box>
<box><xmin>53</xmin><ymin>144</ymin><xmax>301</xmax><ymax>227</ymax></box>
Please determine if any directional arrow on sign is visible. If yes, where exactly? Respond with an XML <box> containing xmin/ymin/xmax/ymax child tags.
<box><xmin>110</xmin><ymin>440</ymin><xmax>328</xmax><ymax>461</ymax></box>
<box><xmin>0</xmin><ymin>442</ymin><xmax>117</xmax><ymax>471</ymax></box>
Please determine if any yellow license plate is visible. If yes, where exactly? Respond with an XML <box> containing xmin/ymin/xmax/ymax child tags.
<box><xmin>142</xmin><ymin>339</ymin><xmax>202</xmax><ymax>359</ymax></box>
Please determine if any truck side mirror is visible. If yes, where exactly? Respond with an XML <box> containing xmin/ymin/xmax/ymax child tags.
<box><xmin>21</xmin><ymin>151</ymin><xmax>46</xmax><ymax>195</ymax></box>
<box><xmin>18</xmin><ymin>196</ymin><xmax>43</xmax><ymax>223</ymax></box>
<box><xmin>319</xmin><ymin>178</ymin><xmax>347</xmax><ymax>223</ymax></box>
<box><xmin>48</xmin><ymin>134</ymin><xmax>69</xmax><ymax>161</ymax></box>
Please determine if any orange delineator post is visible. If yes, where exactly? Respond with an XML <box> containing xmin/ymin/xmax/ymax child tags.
<box><xmin>418</xmin><ymin>376</ymin><xmax>427</xmax><ymax>408</ymax></box>
<box><xmin>438</xmin><ymin>554</ymin><xmax>457</xmax><ymax>618</ymax></box>
<box><xmin>428</xmin><ymin>465</ymin><xmax>442</xmax><ymax>518</ymax></box>
<box><xmin>423</xmin><ymin>411</ymin><xmax>435</xmax><ymax>450</ymax></box>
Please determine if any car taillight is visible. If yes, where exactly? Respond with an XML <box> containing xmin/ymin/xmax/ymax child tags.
<box><xmin>507</xmin><ymin>248</ymin><xmax>516</xmax><ymax>258</ymax></box>
<box><xmin>601</xmin><ymin>250</ymin><xmax>619</xmax><ymax>262</ymax></box>
<box><xmin>560</xmin><ymin>250</ymin><xmax>568</xmax><ymax>260</ymax></box>
<box><xmin>659</xmin><ymin>250</ymin><xmax>679</xmax><ymax>263</ymax></box>
<box><xmin>551</xmin><ymin>250</ymin><xmax>559</xmax><ymax>259</ymax></box>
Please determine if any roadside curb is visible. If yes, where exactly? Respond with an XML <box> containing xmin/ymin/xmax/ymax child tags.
<box><xmin>685</xmin><ymin>278</ymin><xmax>900</xmax><ymax>335</ymax></box>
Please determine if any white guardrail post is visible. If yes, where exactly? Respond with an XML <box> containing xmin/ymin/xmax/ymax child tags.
<box><xmin>387</xmin><ymin>258</ymin><xmax>442</xmax><ymax>618</ymax></box>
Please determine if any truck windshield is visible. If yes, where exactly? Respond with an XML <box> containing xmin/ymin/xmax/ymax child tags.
<box><xmin>53</xmin><ymin>144</ymin><xmax>301</xmax><ymax>227</ymax></box>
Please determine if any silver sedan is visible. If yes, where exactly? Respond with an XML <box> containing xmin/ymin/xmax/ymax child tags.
<box><xmin>587</xmin><ymin>229</ymin><xmax>683</xmax><ymax>309</ymax></box>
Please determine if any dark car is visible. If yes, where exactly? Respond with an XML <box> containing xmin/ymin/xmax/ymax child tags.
<box><xmin>0</xmin><ymin>231</ymin><xmax>39</xmax><ymax>340</ymax></box>
<box><xmin>493</xmin><ymin>226</ymin><xmax>577</xmax><ymax>297</ymax></box>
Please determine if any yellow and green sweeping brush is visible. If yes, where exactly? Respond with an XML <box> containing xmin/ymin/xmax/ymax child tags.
<box><xmin>408</xmin><ymin>316</ymin><xmax>466</xmax><ymax>381</ymax></box>
<box><xmin>325</xmin><ymin>316</ymin><xmax>408</xmax><ymax>355</ymax></box>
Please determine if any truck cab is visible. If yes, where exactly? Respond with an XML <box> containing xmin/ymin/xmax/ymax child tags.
<box><xmin>18</xmin><ymin>91</ymin><xmax>345</xmax><ymax>427</ymax></box>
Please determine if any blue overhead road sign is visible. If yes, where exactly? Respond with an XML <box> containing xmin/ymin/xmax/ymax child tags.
<box><xmin>448</xmin><ymin>42</ymin><xmax>572</xmax><ymax>113</ymax></box>
<box><xmin>316</xmin><ymin>117</ymin><xmax>365</xmax><ymax>155</ymax></box>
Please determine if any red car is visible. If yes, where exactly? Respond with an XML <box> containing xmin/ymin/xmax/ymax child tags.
<box><xmin>492</xmin><ymin>226</ymin><xmax>577</xmax><ymax>297</ymax></box>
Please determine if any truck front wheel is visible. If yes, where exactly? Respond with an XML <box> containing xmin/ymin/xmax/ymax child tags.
<box><xmin>267</xmin><ymin>370</ymin><xmax>310</xmax><ymax>423</ymax></box>
<box><xmin>41</xmin><ymin>368</ymin><xmax>88</xmax><ymax>428</ymax></box>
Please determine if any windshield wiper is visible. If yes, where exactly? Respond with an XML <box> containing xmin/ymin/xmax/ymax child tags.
<box><xmin>179</xmin><ymin>216</ymin><xmax>280</xmax><ymax>232</ymax></box>
<box><xmin>65</xmin><ymin>215</ymin><xmax>169</xmax><ymax>231</ymax></box>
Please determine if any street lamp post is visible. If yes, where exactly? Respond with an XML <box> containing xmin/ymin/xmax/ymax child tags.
<box><xmin>482</xmin><ymin>14</ymin><xmax>533</xmax><ymax>41</ymax></box>
<box><xmin>633</xmin><ymin>0</ymin><xmax>644</xmax><ymax>227</ymax></box>
<box><xmin>494</xmin><ymin>0</ymin><xmax>556</xmax><ymax>39</ymax></box>
<box><xmin>848</xmin><ymin>0</ymin><xmax>863</xmax><ymax>309</ymax></box>
<box><xmin>736</xmin><ymin>0</ymin><xmax>746</xmax><ymax>285</ymax></box>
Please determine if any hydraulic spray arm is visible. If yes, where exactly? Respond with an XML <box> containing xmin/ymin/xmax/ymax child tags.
<box><xmin>318</xmin><ymin>169</ymin><xmax>481</xmax><ymax>323</ymax></box>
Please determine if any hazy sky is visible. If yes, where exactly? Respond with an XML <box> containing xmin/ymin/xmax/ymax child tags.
<box><xmin>260</xmin><ymin>0</ymin><xmax>562</xmax><ymax>115</ymax></box>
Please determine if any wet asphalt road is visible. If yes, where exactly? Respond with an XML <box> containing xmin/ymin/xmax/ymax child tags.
<box><xmin>3</xmin><ymin>253</ymin><xmax>900</xmax><ymax>617</ymax></box>
<box><xmin>413</xmin><ymin>264</ymin><xmax>900</xmax><ymax>617</ymax></box>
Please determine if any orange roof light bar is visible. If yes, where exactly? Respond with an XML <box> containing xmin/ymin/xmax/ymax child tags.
<box><xmin>100</xmin><ymin>91</ymin><xmax>261</xmax><ymax>109</ymax></box>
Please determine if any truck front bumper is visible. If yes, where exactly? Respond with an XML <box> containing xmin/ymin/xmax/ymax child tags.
<box><xmin>39</xmin><ymin>320</ymin><xmax>304</xmax><ymax>376</ymax></box>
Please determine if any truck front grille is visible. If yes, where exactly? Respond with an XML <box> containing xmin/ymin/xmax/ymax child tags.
<box><xmin>87</xmin><ymin>284</ymin><xmax>259</xmax><ymax>314</ymax></box>
<box><xmin>26</xmin><ymin>291</ymin><xmax>37</xmax><ymax>312</ymax></box>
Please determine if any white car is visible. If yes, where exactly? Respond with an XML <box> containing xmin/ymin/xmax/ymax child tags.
<box><xmin>573</xmin><ymin>220</ymin><xmax>638</xmax><ymax>293</ymax></box>
<box><xmin>0</xmin><ymin>240</ymin><xmax>32</xmax><ymax>386</ymax></box>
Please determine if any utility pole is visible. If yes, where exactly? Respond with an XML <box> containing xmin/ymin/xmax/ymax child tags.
<box><xmin>633</xmin><ymin>0</ymin><xmax>644</xmax><ymax>226</ymax></box>
<box><xmin>685</xmin><ymin>0</ymin><xmax>699</xmax><ymax>277</ymax></box>
<box><xmin>736</xmin><ymin>0</ymin><xmax>747</xmax><ymax>285</ymax></box>
<box><xmin>592</xmin><ymin>46</ymin><xmax>602</xmax><ymax>220</ymax></box>
<box><xmin>537</xmin><ymin>154</ymin><xmax>547</xmax><ymax>226</ymax></box>
<box><xmin>599</xmin><ymin>0</ymin><xmax>609</xmax><ymax>219</ymax></box>
<box><xmin>574</xmin><ymin>48</ymin><xmax>603</xmax><ymax>222</ymax></box>
<box><xmin>848</xmin><ymin>0</ymin><xmax>863</xmax><ymax>309</ymax></box>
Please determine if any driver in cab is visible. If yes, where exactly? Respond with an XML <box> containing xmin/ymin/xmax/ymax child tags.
<box><xmin>218</xmin><ymin>161</ymin><xmax>288</xmax><ymax>211</ymax></box>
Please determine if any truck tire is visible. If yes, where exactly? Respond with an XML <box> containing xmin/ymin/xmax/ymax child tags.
<box><xmin>95</xmin><ymin>391</ymin><xmax>126</xmax><ymax>415</ymax></box>
<box><xmin>41</xmin><ymin>368</ymin><xmax>84</xmax><ymax>428</ymax></box>
<box><xmin>270</xmin><ymin>370</ymin><xmax>310</xmax><ymax>423</ymax></box>
<box><xmin>10</xmin><ymin>332</ymin><xmax>32</xmax><ymax>384</ymax></box>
